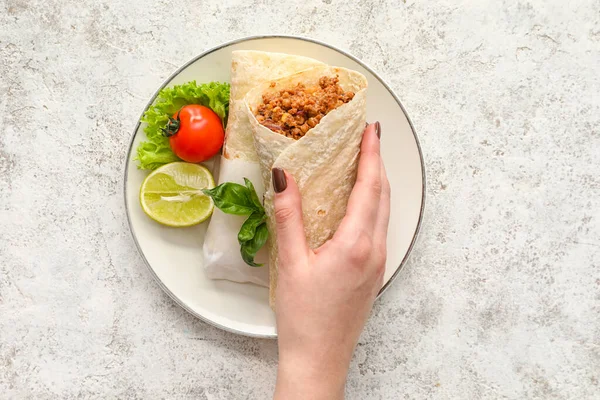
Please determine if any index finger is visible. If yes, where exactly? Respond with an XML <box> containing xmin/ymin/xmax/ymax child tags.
<box><xmin>337</xmin><ymin>122</ymin><xmax>382</xmax><ymax>235</ymax></box>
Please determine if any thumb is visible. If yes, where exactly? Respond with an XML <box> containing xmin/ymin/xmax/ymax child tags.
<box><xmin>271</xmin><ymin>168</ymin><xmax>309</xmax><ymax>265</ymax></box>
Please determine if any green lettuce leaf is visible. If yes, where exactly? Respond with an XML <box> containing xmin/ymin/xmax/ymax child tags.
<box><xmin>134</xmin><ymin>81</ymin><xmax>230</xmax><ymax>170</ymax></box>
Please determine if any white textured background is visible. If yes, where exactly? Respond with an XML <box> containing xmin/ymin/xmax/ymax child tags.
<box><xmin>1</xmin><ymin>0</ymin><xmax>599</xmax><ymax>399</ymax></box>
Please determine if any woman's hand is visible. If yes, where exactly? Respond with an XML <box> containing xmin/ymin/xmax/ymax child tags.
<box><xmin>273</xmin><ymin>122</ymin><xmax>390</xmax><ymax>400</ymax></box>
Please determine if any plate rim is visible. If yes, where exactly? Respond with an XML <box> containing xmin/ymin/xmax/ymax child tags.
<box><xmin>123</xmin><ymin>34</ymin><xmax>427</xmax><ymax>339</ymax></box>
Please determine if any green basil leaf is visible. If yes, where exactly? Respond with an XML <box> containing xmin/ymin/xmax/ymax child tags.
<box><xmin>244</xmin><ymin>177</ymin><xmax>264</xmax><ymax>212</ymax></box>
<box><xmin>202</xmin><ymin>182</ymin><xmax>258</xmax><ymax>215</ymax></box>
<box><xmin>238</xmin><ymin>212</ymin><xmax>266</xmax><ymax>244</ymax></box>
<box><xmin>241</xmin><ymin>223</ymin><xmax>269</xmax><ymax>267</ymax></box>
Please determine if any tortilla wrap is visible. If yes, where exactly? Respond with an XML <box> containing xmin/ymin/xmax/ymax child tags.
<box><xmin>245</xmin><ymin>66</ymin><xmax>368</xmax><ymax>306</ymax></box>
<box><xmin>203</xmin><ymin>51</ymin><xmax>323</xmax><ymax>286</ymax></box>
<box><xmin>223</xmin><ymin>51</ymin><xmax>325</xmax><ymax>161</ymax></box>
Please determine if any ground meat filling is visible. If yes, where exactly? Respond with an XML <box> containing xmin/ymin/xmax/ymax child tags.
<box><xmin>255</xmin><ymin>76</ymin><xmax>355</xmax><ymax>140</ymax></box>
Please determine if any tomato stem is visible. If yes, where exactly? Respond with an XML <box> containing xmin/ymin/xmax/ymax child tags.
<box><xmin>162</xmin><ymin>110</ymin><xmax>182</xmax><ymax>137</ymax></box>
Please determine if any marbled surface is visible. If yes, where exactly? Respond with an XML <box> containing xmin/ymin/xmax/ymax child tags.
<box><xmin>1</xmin><ymin>0</ymin><xmax>599</xmax><ymax>398</ymax></box>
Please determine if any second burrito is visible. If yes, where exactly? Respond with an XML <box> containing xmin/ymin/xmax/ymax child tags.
<box><xmin>244</xmin><ymin>65</ymin><xmax>369</xmax><ymax>307</ymax></box>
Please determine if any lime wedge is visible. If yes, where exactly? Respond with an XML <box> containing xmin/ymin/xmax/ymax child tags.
<box><xmin>140</xmin><ymin>162</ymin><xmax>215</xmax><ymax>227</ymax></box>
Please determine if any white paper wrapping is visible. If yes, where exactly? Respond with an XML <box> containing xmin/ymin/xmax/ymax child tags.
<box><xmin>202</xmin><ymin>156</ymin><xmax>269</xmax><ymax>287</ymax></box>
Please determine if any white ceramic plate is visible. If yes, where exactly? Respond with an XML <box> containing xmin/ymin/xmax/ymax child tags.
<box><xmin>124</xmin><ymin>36</ymin><xmax>425</xmax><ymax>338</ymax></box>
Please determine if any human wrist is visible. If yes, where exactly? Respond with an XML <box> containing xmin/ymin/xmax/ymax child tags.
<box><xmin>274</xmin><ymin>348</ymin><xmax>350</xmax><ymax>400</ymax></box>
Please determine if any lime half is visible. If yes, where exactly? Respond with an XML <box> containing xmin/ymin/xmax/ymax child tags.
<box><xmin>140</xmin><ymin>162</ymin><xmax>215</xmax><ymax>227</ymax></box>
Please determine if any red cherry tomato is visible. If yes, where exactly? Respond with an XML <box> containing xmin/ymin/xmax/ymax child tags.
<box><xmin>162</xmin><ymin>105</ymin><xmax>225</xmax><ymax>163</ymax></box>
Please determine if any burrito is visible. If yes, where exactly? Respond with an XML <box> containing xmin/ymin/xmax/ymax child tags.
<box><xmin>245</xmin><ymin>66</ymin><xmax>368</xmax><ymax>306</ymax></box>
<box><xmin>203</xmin><ymin>51</ymin><xmax>324</xmax><ymax>286</ymax></box>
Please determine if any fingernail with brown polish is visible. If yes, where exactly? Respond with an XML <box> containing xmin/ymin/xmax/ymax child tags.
<box><xmin>272</xmin><ymin>168</ymin><xmax>287</xmax><ymax>193</ymax></box>
<box><xmin>375</xmin><ymin>121</ymin><xmax>381</xmax><ymax>139</ymax></box>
